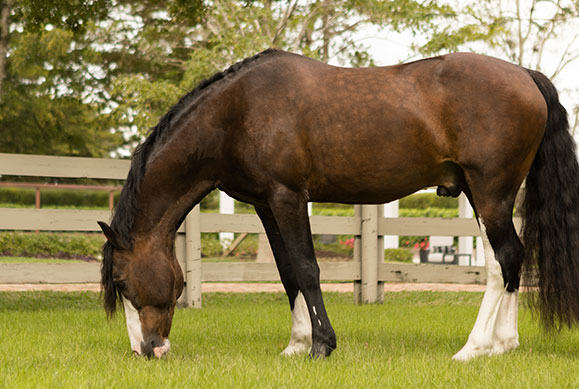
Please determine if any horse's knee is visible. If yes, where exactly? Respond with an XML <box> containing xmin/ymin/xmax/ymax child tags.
<box><xmin>295</xmin><ymin>260</ymin><xmax>320</xmax><ymax>289</ymax></box>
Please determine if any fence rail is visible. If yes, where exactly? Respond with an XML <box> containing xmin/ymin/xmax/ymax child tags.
<box><xmin>0</xmin><ymin>153</ymin><xmax>488</xmax><ymax>307</ymax></box>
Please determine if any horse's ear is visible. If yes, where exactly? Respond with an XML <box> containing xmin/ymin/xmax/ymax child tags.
<box><xmin>98</xmin><ymin>221</ymin><xmax>121</xmax><ymax>249</ymax></box>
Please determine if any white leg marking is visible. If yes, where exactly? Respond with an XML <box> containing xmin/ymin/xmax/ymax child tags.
<box><xmin>281</xmin><ymin>292</ymin><xmax>312</xmax><ymax>356</ymax></box>
<box><xmin>122</xmin><ymin>297</ymin><xmax>143</xmax><ymax>356</ymax></box>
<box><xmin>491</xmin><ymin>291</ymin><xmax>519</xmax><ymax>355</ymax></box>
<box><xmin>453</xmin><ymin>220</ymin><xmax>506</xmax><ymax>361</ymax></box>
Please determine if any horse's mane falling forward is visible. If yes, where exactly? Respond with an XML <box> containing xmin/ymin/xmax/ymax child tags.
<box><xmin>101</xmin><ymin>49</ymin><xmax>280</xmax><ymax>316</ymax></box>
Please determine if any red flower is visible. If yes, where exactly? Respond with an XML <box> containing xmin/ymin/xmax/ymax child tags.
<box><xmin>415</xmin><ymin>238</ymin><xmax>429</xmax><ymax>250</ymax></box>
<box><xmin>339</xmin><ymin>238</ymin><xmax>355</xmax><ymax>249</ymax></box>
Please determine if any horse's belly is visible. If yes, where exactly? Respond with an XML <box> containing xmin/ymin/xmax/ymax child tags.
<box><xmin>307</xmin><ymin>165</ymin><xmax>434</xmax><ymax>204</ymax></box>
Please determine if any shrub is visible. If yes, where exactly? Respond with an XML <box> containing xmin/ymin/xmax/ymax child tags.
<box><xmin>399</xmin><ymin>207</ymin><xmax>458</xmax><ymax>218</ymax></box>
<box><xmin>200</xmin><ymin>233</ymin><xmax>224</xmax><ymax>257</ymax></box>
<box><xmin>384</xmin><ymin>248</ymin><xmax>413</xmax><ymax>263</ymax></box>
<box><xmin>200</xmin><ymin>190</ymin><xmax>219</xmax><ymax>211</ymax></box>
<box><xmin>0</xmin><ymin>187</ymin><xmax>118</xmax><ymax>209</ymax></box>
<box><xmin>0</xmin><ymin>188</ymin><xmax>36</xmax><ymax>205</ymax></box>
<box><xmin>0</xmin><ymin>232</ymin><xmax>104</xmax><ymax>260</ymax></box>
<box><xmin>399</xmin><ymin>192</ymin><xmax>458</xmax><ymax>209</ymax></box>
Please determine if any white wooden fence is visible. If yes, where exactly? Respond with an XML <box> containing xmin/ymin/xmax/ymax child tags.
<box><xmin>0</xmin><ymin>153</ymin><xmax>488</xmax><ymax>308</ymax></box>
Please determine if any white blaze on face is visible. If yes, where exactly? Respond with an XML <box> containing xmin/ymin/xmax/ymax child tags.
<box><xmin>122</xmin><ymin>296</ymin><xmax>144</xmax><ymax>355</ymax></box>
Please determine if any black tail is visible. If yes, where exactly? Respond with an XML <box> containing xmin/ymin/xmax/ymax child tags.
<box><xmin>522</xmin><ymin>69</ymin><xmax>579</xmax><ymax>329</ymax></box>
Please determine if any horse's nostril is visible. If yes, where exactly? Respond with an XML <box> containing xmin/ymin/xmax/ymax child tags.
<box><xmin>141</xmin><ymin>335</ymin><xmax>163</xmax><ymax>359</ymax></box>
<box><xmin>140</xmin><ymin>339</ymin><xmax>154</xmax><ymax>358</ymax></box>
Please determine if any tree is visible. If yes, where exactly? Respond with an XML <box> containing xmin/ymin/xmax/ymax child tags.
<box><xmin>110</xmin><ymin>0</ymin><xmax>456</xmax><ymax>138</ymax></box>
<box><xmin>0</xmin><ymin>0</ymin><xmax>11</xmax><ymax>104</ymax></box>
<box><xmin>418</xmin><ymin>0</ymin><xmax>579</xmax><ymax>133</ymax></box>
<box><xmin>0</xmin><ymin>0</ymin><xmax>123</xmax><ymax>156</ymax></box>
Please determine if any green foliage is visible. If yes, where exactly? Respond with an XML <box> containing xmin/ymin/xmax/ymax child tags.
<box><xmin>41</xmin><ymin>189</ymin><xmax>115</xmax><ymax>208</ymax></box>
<box><xmin>384</xmin><ymin>248</ymin><xmax>412</xmax><ymax>263</ymax></box>
<box><xmin>234</xmin><ymin>201</ymin><xmax>256</xmax><ymax>214</ymax></box>
<box><xmin>315</xmin><ymin>240</ymin><xmax>354</xmax><ymax>258</ymax></box>
<box><xmin>399</xmin><ymin>193</ymin><xmax>458</xmax><ymax>209</ymax></box>
<box><xmin>0</xmin><ymin>187</ymin><xmax>35</xmax><ymax>205</ymax></box>
<box><xmin>108</xmin><ymin>0</ymin><xmax>460</xmax><ymax>136</ymax></box>
<box><xmin>14</xmin><ymin>0</ymin><xmax>111</xmax><ymax>33</ymax></box>
<box><xmin>2</xmin><ymin>0</ymin><xmax>577</xmax><ymax>157</ymax></box>
<box><xmin>200</xmin><ymin>190</ymin><xmax>219</xmax><ymax>211</ymax></box>
<box><xmin>399</xmin><ymin>207</ymin><xmax>459</xmax><ymax>218</ymax></box>
<box><xmin>200</xmin><ymin>233</ymin><xmax>224</xmax><ymax>257</ymax></box>
<box><xmin>111</xmin><ymin>75</ymin><xmax>183</xmax><ymax>138</ymax></box>
<box><xmin>0</xmin><ymin>20</ymin><xmax>122</xmax><ymax>156</ymax></box>
<box><xmin>0</xmin><ymin>187</ymin><xmax>119</xmax><ymax>208</ymax></box>
<box><xmin>0</xmin><ymin>232</ymin><xmax>104</xmax><ymax>259</ymax></box>
<box><xmin>233</xmin><ymin>234</ymin><xmax>259</xmax><ymax>259</ymax></box>
<box><xmin>312</xmin><ymin>203</ymin><xmax>355</xmax><ymax>216</ymax></box>
<box><xmin>418</xmin><ymin>22</ymin><xmax>506</xmax><ymax>55</ymax></box>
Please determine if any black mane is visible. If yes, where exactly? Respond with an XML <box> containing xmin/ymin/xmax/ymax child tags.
<box><xmin>110</xmin><ymin>48</ymin><xmax>279</xmax><ymax>247</ymax></box>
<box><xmin>101</xmin><ymin>48</ymin><xmax>279</xmax><ymax>314</ymax></box>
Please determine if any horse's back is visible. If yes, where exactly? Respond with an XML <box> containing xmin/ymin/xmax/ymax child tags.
<box><xmin>217</xmin><ymin>51</ymin><xmax>548</xmax><ymax>204</ymax></box>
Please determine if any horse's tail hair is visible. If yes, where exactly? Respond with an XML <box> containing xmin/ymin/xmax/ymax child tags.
<box><xmin>522</xmin><ymin>68</ymin><xmax>579</xmax><ymax>330</ymax></box>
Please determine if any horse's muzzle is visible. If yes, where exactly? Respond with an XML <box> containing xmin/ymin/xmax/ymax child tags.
<box><xmin>140</xmin><ymin>335</ymin><xmax>171</xmax><ymax>359</ymax></box>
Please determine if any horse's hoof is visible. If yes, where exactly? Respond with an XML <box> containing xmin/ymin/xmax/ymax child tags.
<box><xmin>281</xmin><ymin>342</ymin><xmax>311</xmax><ymax>356</ymax></box>
<box><xmin>452</xmin><ymin>343</ymin><xmax>490</xmax><ymax>361</ymax></box>
<box><xmin>490</xmin><ymin>338</ymin><xmax>519</xmax><ymax>356</ymax></box>
<box><xmin>310</xmin><ymin>342</ymin><xmax>335</xmax><ymax>358</ymax></box>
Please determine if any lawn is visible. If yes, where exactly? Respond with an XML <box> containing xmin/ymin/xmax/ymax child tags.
<box><xmin>0</xmin><ymin>291</ymin><xmax>577</xmax><ymax>387</ymax></box>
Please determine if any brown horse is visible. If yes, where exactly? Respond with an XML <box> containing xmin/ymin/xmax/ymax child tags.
<box><xmin>98</xmin><ymin>49</ymin><xmax>579</xmax><ymax>360</ymax></box>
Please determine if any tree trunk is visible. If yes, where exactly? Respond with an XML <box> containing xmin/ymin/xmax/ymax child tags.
<box><xmin>321</xmin><ymin>4</ymin><xmax>330</xmax><ymax>63</ymax></box>
<box><xmin>0</xmin><ymin>0</ymin><xmax>12</xmax><ymax>103</ymax></box>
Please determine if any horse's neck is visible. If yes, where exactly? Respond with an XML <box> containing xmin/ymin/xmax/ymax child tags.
<box><xmin>132</xmin><ymin>141</ymin><xmax>216</xmax><ymax>239</ymax></box>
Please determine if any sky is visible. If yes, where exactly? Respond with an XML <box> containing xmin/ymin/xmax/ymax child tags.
<box><xmin>356</xmin><ymin>1</ymin><xmax>579</xmax><ymax>136</ymax></box>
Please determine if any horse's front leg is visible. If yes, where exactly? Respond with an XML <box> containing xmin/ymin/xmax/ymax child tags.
<box><xmin>267</xmin><ymin>187</ymin><xmax>337</xmax><ymax>357</ymax></box>
<box><xmin>255</xmin><ymin>206</ymin><xmax>312</xmax><ymax>356</ymax></box>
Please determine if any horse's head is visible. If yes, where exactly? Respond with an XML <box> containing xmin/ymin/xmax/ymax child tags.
<box><xmin>98</xmin><ymin>221</ymin><xmax>184</xmax><ymax>358</ymax></box>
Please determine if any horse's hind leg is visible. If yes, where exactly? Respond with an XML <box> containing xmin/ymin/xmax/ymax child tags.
<box><xmin>453</xmin><ymin>182</ymin><xmax>523</xmax><ymax>361</ymax></box>
<box><xmin>266</xmin><ymin>186</ymin><xmax>336</xmax><ymax>357</ymax></box>
<box><xmin>255</xmin><ymin>206</ymin><xmax>312</xmax><ymax>355</ymax></box>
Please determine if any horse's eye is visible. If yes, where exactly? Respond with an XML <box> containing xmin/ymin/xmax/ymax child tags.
<box><xmin>116</xmin><ymin>280</ymin><xmax>127</xmax><ymax>291</ymax></box>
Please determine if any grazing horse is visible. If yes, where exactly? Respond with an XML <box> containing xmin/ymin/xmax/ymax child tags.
<box><xmin>99</xmin><ymin>49</ymin><xmax>579</xmax><ymax>360</ymax></box>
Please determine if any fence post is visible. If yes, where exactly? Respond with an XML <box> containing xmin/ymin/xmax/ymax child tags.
<box><xmin>185</xmin><ymin>205</ymin><xmax>202</xmax><ymax>308</ymax></box>
<box><xmin>361</xmin><ymin>204</ymin><xmax>379</xmax><ymax>303</ymax></box>
<box><xmin>35</xmin><ymin>187</ymin><xmax>41</xmax><ymax>209</ymax></box>
<box><xmin>353</xmin><ymin>205</ymin><xmax>362</xmax><ymax>304</ymax></box>
<box><xmin>458</xmin><ymin>194</ymin><xmax>474</xmax><ymax>266</ymax></box>
<box><xmin>377</xmin><ymin>204</ymin><xmax>384</xmax><ymax>303</ymax></box>
<box><xmin>175</xmin><ymin>233</ymin><xmax>187</xmax><ymax>307</ymax></box>
<box><xmin>109</xmin><ymin>190</ymin><xmax>115</xmax><ymax>210</ymax></box>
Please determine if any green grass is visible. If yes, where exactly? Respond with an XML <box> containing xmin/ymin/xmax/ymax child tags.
<box><xmin>0</xmin><ymin>291</ymin><xmax>578</xmax><ymax>387</ymax></box>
